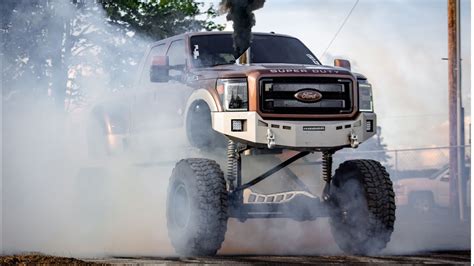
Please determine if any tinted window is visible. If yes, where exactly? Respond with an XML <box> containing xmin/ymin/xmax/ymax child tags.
<box><xmin>167</xmin><ymin>40</ymin><xmax>186</xmax><ymax>77</ymax></box>
<box><xmin>190</xmin><ymin>34</ymin><xmax>320</xmax><ymax>67</ymax></box>
<box><xmin>190</xmin><ymin>35</ymin><xmax>235</xmax><ymax>67</ymax></box>
<box><xmin>251</xmin><ymin>35</ymin><xmax>319</xmax><ymax>65</ymax></box>
<box><xmin>151</xmin><ymin>44</ymin><xmax>167</xmax><ymax>57</ymax></box>
<box><xmin>141</xmin><ymin>44</ymin><xmax>166</xmax><ymax>84</ymax></box>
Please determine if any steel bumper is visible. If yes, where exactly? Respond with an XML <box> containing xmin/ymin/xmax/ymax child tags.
<box><xmin>212</xmin><ymin>111</ymin><xmax>376</xmax><ymax>149</ymax></box>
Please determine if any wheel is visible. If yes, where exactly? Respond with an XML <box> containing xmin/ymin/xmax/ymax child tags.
<box><xmin>86</xmin><ymin>114</ymin><xmax>109</xmax><ymax>159</ymax></box>
<box><xmin>166</xmin><ymin>158</ymin><xmax>228</xmax><ymax>256</ymax></box>
<box><xmin>186</xmin><ymin>101</ymin><xmax>226</xmax><ymax>150</ymax></box>
<box><xmin>87</xmin><ymin>106</ymin><xmax>128</xmax><ymax>159</ymax></box>
<box><xmin>409</xmin><ymin>192</ymin><xmax>434</xmax><ymax>213</ymax></box>
<box><xmin>329</xmin><ymin>159</ymin><xmax>396</xmax><ymax>255</ymax></box>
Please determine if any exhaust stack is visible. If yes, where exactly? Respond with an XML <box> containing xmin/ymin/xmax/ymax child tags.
<box><xmin>219</xmin><ymin>0</ymin><xmax>266</xmax><ymax>59</ymax></box>
<box><xmin>237</xmin><ymin>48</ymin><xmax>250</xmax><ymax>65</ymax></box>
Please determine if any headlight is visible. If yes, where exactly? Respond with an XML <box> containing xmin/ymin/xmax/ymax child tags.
<box><xmin>217</xmin><ymin>78</ymin><xmax>248</xmax><ymax>111</ymax></box>
<box><xmin>359</xmin><ymin>82</ymin><xmax>373</xmax><ymax>112</ymax></box>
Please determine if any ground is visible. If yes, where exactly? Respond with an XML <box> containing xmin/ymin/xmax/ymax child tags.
<box><xmin>1</xmin><ymin>136</ymin><xmax>471</xmax><ymax>264</ymax></box>
<box><xmin>0</xmin><ymin>254</ymin><xmax>89</xmax><ymax>265</ymax></box>
<box><xmin>87</xmin><ymin>251</ymin><xmax>470</xmax><ymax>264</ymax></box>
<box><xmin>1</xmin><ymin>251</ymin><xmax>470</xmax><ymax>265</ymax></box>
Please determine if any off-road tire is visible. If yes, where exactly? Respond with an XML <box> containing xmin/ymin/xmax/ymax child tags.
<box><xmin>87</xmin><ymin>116</ymin><xmax>109</xmax><ymax>159</ymax></box>
<box><xmin>329</xmin><ymin>159</ymin><xmax>396</xmax><ymax>255</ymax></box>
<box><xmin>166</xmin><ymin>158</ymin><xmax>228</xmax><ymax>256</ymax></box>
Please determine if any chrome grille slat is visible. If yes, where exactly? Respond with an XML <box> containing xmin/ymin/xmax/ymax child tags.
<box><xmin>272</xmin><ymin>99</ymin><xmax>345</xmax><ymax>108</ymax></box>
<box><xmin>272</xmin><ymin>83</ymin><xmax>344</xmax><ymax>92</ymax></box>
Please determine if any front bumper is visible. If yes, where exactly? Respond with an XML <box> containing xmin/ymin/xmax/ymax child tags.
<box><xmin>211</xmin><ymin>111</ymin><xmax>376</xmax><ymax>149</ymax></box>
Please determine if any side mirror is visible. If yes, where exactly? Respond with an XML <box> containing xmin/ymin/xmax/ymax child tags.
<box><xmin>334</xmin><ymin>59</ymin><xmax>351</xmax><ymax>71</ymax></box>
<box><xmin>440</xmin><ymin>172</ymin><xmax>450</xmax><ymax>182</ymax></box>
<box><xmin>150</xmin><ymin>56</ymin><xmax>169</xmax><ymax>82</ymax></box>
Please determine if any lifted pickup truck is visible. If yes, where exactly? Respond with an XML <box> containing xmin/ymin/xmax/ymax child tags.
<box><xmin>88</xmin><ymin>32</ymin><xmax>396</xmax><ymax>256</ymax></box>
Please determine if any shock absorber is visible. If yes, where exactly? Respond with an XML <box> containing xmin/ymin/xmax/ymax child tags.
<box><xmin>321</xmin><ymin>150</ymin><xmax>334</xmax><ymax>201</ymax></box>
<box><xmin>322</xmin><ymin>150</ymin><xmax>333</xmax><ymax>183</ymax></box>
<box><xmin>227</xmin><ymin>139</ymin><xmax>238</xmax><ymax>191</ymax></box>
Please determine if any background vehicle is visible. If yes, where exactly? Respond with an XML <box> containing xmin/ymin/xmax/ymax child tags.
<box><xmin>395</xmin><ymin>165</ymin><xmax>470</xmax><ymax>213</ymax></box>
<box><xmin>90</xmin><ymin>32</ymin><xmax>396</xmax><ymax>256</ymax></box>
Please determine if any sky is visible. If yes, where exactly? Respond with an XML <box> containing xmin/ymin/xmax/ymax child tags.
<box><xmin>207</xmin><ymin>0</ymin><xmax>471</xmax><ymax>150</ymax></box>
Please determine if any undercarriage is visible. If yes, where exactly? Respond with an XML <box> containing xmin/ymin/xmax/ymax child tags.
<box><xmin>225</xmin><ymin>142</ymin><xmax>333</xmax><ymax>221</ymax></box>
<box><xmin>166</xmin><ymin>139</ymin><xmax>396</xmax><ymax>256</ymax></box>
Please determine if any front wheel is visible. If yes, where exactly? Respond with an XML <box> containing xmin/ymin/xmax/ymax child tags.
<box><xmin>186</xmin><ymin>101</ymin><xmax>227</xmax><ymax>150</ymax></box>
<box><xmin>329</xmin><ymin>159</ymin><xmax>396</xmax><ymax>255</ymax></box>
<box><xmin>166</xmin><ymin>158</ymin><xmax>228</xmax><ymax>256</ymax></box>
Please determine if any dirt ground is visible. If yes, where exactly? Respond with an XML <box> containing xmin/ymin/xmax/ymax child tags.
<box><xmin>1</xmin><ymin>251</ymin><xmax>470</xmax><ymax>265</ymax></box>
<box><xmin>0</xmin><ymin>254</ymin><xmax>91</xmax><ymax>265</ymax></box>
<box><xmin>87</xmin><ymin>250</ymin><xmax>471</xmax><ymax>264</ymax></box>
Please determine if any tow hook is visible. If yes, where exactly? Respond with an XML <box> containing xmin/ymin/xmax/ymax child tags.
<box><xmin>267</xmin><ymin>128</ymin><xmax>276</xmax><ymax>149</ymax></box>
<box><xmin>350</xmin><ymin>130</ymin><xmax>359</xmax><ymax>148</ymax></box>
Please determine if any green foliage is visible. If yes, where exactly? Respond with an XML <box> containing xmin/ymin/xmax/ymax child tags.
<box><xmin>1</xmin><ymin>0</ymin><xmax>223</xmax><ymax>110</ymax></box>
<box><xmin>101</xmin><ymin>0</ymin><xmax>224</xmax><ymax>40</ymax></box>
<box><xmin>1</xmin><ymin>0</ymin><xmax>59</xmax><ymax>100</ymax></box>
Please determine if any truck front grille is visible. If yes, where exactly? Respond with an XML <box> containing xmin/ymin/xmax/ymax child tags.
<box><xmin>259</xmin><ymin>77</ymin><xmax>353</xmax><ymax>115</ymax></box>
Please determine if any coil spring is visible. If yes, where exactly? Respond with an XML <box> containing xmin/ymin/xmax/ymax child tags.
<box><xmin>322</xmin><ymin>151</ymin><xmax>333</xmax><ymax>183</ymax></box>
<box><xmin>227</xmin><ymin>140</ymin><xmax>238</xmax><ymax>191</ymax></box>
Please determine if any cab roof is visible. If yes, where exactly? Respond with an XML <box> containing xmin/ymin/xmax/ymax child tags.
<box><xmin>150</xmin><ymin>31</ymin><xmax>296</xmax><ymax>46</ymax></box>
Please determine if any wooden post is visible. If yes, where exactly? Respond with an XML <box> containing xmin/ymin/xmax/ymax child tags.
<box><xmin>447</xmin><ymin>0</ymin><xmax>459</xmax><ymax>212</ymax></box>
<box><xmin>454</xmin><ymin>0</ymin><xmax>465</xmax><ymax>222</ymax></box>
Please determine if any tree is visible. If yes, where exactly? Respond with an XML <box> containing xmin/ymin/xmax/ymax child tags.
<box><xmin>1</xmin><ymin>0</ymin><xmax>52</xmax><ymax>102</ymax></box>
<box><xmin>101</xmin><ymin>0</ymin><xmax>223</xmax><ymax>41</ymax></box>
<box><xmin>1</xmin><ymin>0</ymin><xmax>92</xmax><ymax>108</ymax></box>
<box><xmin>1</xmin><ymin>0</ymin><xmax>223</xmax><ymax>111</ymax></box>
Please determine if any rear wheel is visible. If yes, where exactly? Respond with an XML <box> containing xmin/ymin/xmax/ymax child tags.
<box><xmin>87</xmin><ymin>106</ymin><xmax>129</xmax><ymax>159</ymax></box>
<box><xmin>166</xmin><ymin>158</ymin><xmax>228</xmax><ymax>256</ymax></box>
<box><xmin>87</xmin><ymin>115</ymin><xmax>109</xmax><ymax>159</ymax></box>
<box><xmin>329</xmin><ymin>159</ymin><xmax>396</xmax><ymax>255</ymax></box>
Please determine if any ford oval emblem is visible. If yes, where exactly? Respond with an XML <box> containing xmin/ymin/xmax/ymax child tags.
<box><xmin>294</xmin><ymin>89</ymin><xmax>323</xmax><ymax>103</ymax></box>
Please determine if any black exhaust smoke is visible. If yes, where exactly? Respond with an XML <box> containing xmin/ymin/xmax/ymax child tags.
<box><xmin>219</xmin><ymin>0</ymin><xmax>266</xmax><ymax>58</ymax></box>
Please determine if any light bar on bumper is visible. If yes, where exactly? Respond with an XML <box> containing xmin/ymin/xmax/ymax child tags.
<box><xmin>217</xmin><ymin>78</ymin><xmax>249</xmax><ymax>111</ymax></box>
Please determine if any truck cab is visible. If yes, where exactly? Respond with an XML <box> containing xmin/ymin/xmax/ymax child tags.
<box><xmin>133</xmin><ymin>32</ymin><xmax>376</xmax><ymax>151</ymax></box>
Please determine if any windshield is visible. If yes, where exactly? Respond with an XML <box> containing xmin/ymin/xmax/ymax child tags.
<box><xmin>190</xmin><ymin>34</ymin><xmax>321</xmax><ymax>67</ymax></box>
<box><xmin>430</xmin><ymin>165</ymin><xmax>449</xmax><ymax>180</ymax></box>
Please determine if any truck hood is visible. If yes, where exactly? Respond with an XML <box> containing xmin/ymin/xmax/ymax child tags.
<box><xmin>189</xmin><ymin>63</ymin><xmax>359</xmax><ymax>80</ymax></box>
